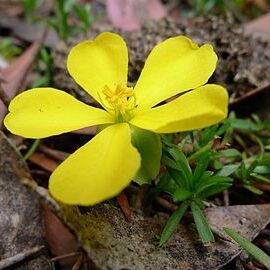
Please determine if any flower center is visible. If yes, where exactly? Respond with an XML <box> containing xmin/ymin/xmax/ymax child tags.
<box><xmin>102</xmin><ymin>84</ymin><xmax>136</xmax><ymax>122</ymax></box>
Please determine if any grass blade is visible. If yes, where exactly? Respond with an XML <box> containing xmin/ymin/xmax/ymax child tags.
<box><xmin>159</xmin><ymin>202</ymin><xmax>189</xmax><ymax>247</ymax></box>
<box><xmin>224</xmin><ymin>227</ymin><xmax>270</xmax><ymax>269</ymax></box>
<box><xmin>191</xmin><ymin>201</ymin><xmax>214</xmax><ymax>244</ymax></box>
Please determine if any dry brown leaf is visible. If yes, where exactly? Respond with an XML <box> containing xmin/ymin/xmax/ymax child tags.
<box><xmin>0</xmin><ymin>37</ymin><xmax>43</xmax><ymax>128</ymax></box>
<box><xmin>29</xmin><ymin>152</ymin><xmax>60</xmax><ymax>172</ymax></box>
<box><xmin>42</xmin><ymin>204</ymin><xmax>78</xmax><ymax>266</ymax></box>
<box><xmin>0</xmin><ymin>131</ymin><xmax>51</xmax><ymax>269</ymax></box>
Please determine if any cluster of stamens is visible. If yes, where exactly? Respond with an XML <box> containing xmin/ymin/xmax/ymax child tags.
<box><xmin>101</xmin><ymin>85</ymin><xmax>136</xmax><ymax>122</ymax></box>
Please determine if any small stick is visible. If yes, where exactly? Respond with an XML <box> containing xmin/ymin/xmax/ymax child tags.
<box><xmin>51</xmin><ymin>251</ymin><xmax>80</xmax><ymax>262</ymax></box>
<box><xmin>0</xmin><ymin>245</ymin><xmax>45</xmax><ymax>270</ymax></box>
<box><xmin>72</xmin><ymin>253</ymin><xmax>84</xmax><ymax>270</ymax></box>
<box><xmin>117</xmin><ymin>191</ymin><xmax>133</xmax><ymax>222</ymax></box>
<box><xmin>223</xmin><ymin>190</ymin><xmax>230</xmax><ymax>206</ymax></box>
<box><xmin>155</xmin><ymin>197</ymin><xmax>177</xmax><ymax>212</ymax></box>
<box><xmin>39</xmin><ymin>144</ymin><xmax>69</xmax><ymax>161</ymax></box>
<box><xmin>230</xmin><ymin>84</ymin><xmax>270</xmax><ymax>106</ymax></box>
<box><xmin>134</xmin><ymin>185</ymin><xmax>148</xmax><ymax>210</ymax></box>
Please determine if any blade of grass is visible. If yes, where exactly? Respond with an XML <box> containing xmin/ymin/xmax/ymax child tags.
<box><xmin>159</xmin><ymin>201</ymin><xmax>189</xmax><ymax>247</ymax></box>
<box><xmin>191</xmin><ymin>201</ymin><xmax>214</xmax><ymax>244</ymax></box>
<box><xmin>224</xmin><ymin>227</ymin><xmax>270</xmax><ymax>269</ymax></box>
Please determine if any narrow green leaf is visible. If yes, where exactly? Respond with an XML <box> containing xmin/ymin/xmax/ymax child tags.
<box><xmin>161</xmin><ymin>155</ymin><xmax>179</xmax><ymax>170</ymax></box>
<box><xmin>251</xmin><ymin>173</ymin><xmax>270</xmax><ymax>183</ymax></box>
<box><xmin>159</xmin><ymin>202</ymin><xmax>189</xmax><ymax>246</ymax></box>
<box><xmin>224</xmin><ymin>227</ymin><xmax>270</xmax><ymax>269</ymax></box>
<box><xmin>216</xmin><ymin>164</ymin><xmax>240</xmax><ymax>176</ymax></box>
<box><xmin>169</xmin><ymin>168</ymin><xmax>190</xmax><ymax>190</ymax></box>
<box><xmin>195</xmin><ymin>176</ymin><xmax>232</xmax><ymax>191</ymax></box>
<box><xmin>154</xmin><ymin>173</ymin><xmax>178</xmax><ymax>196</ymax></box>
<box><xmin>254</xmin><ymin>165</ymin><xmax>270</xmax><ymax>175</ymax></box>
<box><xmin>244</xmin><ymin>185</ymin><xmax>263</xmax><ymax>195</ymax></box>
<box><xmin>196</xmin><ymin>183</ymin><xmax>232</xmax><ymax>199</ymax></box>
<box><xmin>167</xmin><ymin>146</ymin><xmax>193</xmax><ymax>188</ymax></box>
<box><xmin>215</xmin><ymin>149</ymin><xmax>241</xmax><ymax>158</ymax></box>
<box><xmin>228</xmin><ymin>118</ymin><xmax>259</xmax><ymax>131</ymax></box>
<box><xmin>200</xmin><ymin>125</ymin><xmax>218</xmax><ymax>146</ymax></box>
<box><xmin>247</xmin><ymin>160</ymin><xmax>259</xmax><ymax>175</ymax></box>
<box><xmin>173</xmin><ymin>187</ymin><xmax>193</xmax><ymax>202</ymax></box>
<box><xmin>216</xmin><ymin>121</ymin><xmax>231</xmax><ymax>136</ymax></box>
<box><xmin>131</xmin><ymin>126</ymin><xmax>162</xmax><ymax>184</ymax></box>
<box><xmin>193</xmin><ymin>151</ymin><xmax>211</xmax><ymax>185</ymax></box>
<box><xmin>191</xmin><ymin>201</ymin><xmax>214</xmax><ymax>244</ymax></box>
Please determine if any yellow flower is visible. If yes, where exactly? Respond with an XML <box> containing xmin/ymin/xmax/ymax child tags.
<box><xmin>4</xmin><ymin>32</ymin><xmax>228</xmax><ymax>206</ymax></box>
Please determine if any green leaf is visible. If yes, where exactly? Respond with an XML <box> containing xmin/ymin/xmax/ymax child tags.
<box><xmin>251</xmin><ymin>173</ymin><xmax>270</xmax><ymax>183</ymax></box>
<box><xmin>131</xmin><ymin>126</ymin><xmax>162</xmax><ymax>184</ymax></box>
<box><xmin>161</xmin><ymin>155</ymin><xmax>179</xmax><ymax>170</ymax></box>
<box><xmin>224</xmin><ymin>227</ymin><xmax>270</xmax><ymax>269</ymax></box>
<box><xmin>216</xmin><ymin>164</ymin><xmax>240</xmax><ymax>176</ymax></box>
<box><xmin>228</xmin><ymin>118</ymin><xmax>259</xmax><ymax>131</ymax></box>
<box><xmin>195</xmin><ymin>175</ymin><xmax>232</xmax><ymax>190</ymax></box>
<box><xmin>168</xmin><ymin>168</ymin><xmax>189</xmax><ymax>189</ymax></box>
<box><xmin>244</xmin><ymin>185</ymin><xmax>263</xmax><ymax>195</ymax></box>
<box><xmin>159</xmin><ymin>202</ymin><xmax>189</xmax><ymax>246</ymax></box>
<box><xmin>154</xmin><ymin>173</ymin><xmax>178</xmax><ymax>196</ymax></box>
<box><xmin>253</xmin><ymin>165</ymin><xmax>270</xmax><ymax>175</ymax></box>
<box><xmin>191</xmin><ymin>201</ymin><xmax>214</xmax><ymax>244</ymax></box>
<box><xmin>200</xmin><ymin>125</ymin><xmax>218</xmax><ymax>146</ymax></box>
<box><xmin>195</xmin><ymin>176</ymin><xmax>232</xmax><ymax>198</ymax></box>
<box><xmin>247</xmin><ymin>160</ymin><xmax>259</xmax><ymax>175</ymax></box>
<box><xmin>196</xmin><ymin>183</ymin><xmax>232</xmax><ymax>198</ymax></box>
<box><xmin>167</xmin><ymin>146</ymin><xmax>193</xmax><ymax>188</ymax></box>
<box><xmin>216</xmin><ymin>121</ymin><xmax>231</xmax><ymax>136</ymax></box>
<box><xmin>173</xmin><ymin>187</ymin><xmax>193</xmax><ymax>202</ymax></box>
<box><xmin>192</xmin><ymin>151</ymin><xmax>211</xmax><ymax>186</ymax></box>
<box><xmin>215</xmin><ymin>149</ymin><xmax>241</xmax><ymax>158</ymax></box>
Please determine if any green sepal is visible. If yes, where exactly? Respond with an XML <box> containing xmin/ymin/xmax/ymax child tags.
<box><xmin>131</xmin><ymin>126</ymin><xmax>162</xmax><ymax>185</ymax></box>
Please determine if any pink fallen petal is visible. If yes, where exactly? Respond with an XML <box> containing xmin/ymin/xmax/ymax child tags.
<box><xmin>105</xmin><ymin>0</ymin><xmax>166</xmax><ymax>31</ymax></box>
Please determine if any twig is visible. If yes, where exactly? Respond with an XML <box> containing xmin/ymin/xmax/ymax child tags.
<box><xmin>117</xmin><ymin>191</ymin><xmax>133</xmax><ymax>222</ymax></box>
<box><xmin>230</xmin><ymin>84</ymin><xmax>270</xmax><ymax>106</ymax></box>
<box><xmin>223</xmin><ymin>190</ymin><xmax>230</xmax><ymax>206</ymax></box>
<box><xmin>0</xmin><ymin>245</ymin><xmax>45</xmax><ymax>270</ymax></box>
<box><xmin>38</xmin><ymin>144</ymin><xmax>69</xmax><ymax>161</ymax></box>
<box><xmin>51</xmin><ymin>252</ymin><xmax>81</xmax><ymax>262</ymax></box>
<box><xmin>72</xmin><ymin>253</ymin><xmax>84</xmax><ymax>270</ymax></box>
<box><xmin>134</xmin><ymin>185</ymin><xmax>148</xmax><ymax>210</ymax></box>
<box><xmin>155</xmin><ymin>197</ymin><xmax>177</xmax><ymax>212</ymax></box>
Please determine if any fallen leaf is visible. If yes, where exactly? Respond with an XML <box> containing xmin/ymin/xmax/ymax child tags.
<box><xmin>244</xmin><ymin>11</ymin><xmax>270</xmax><ymax>41</ymax></box>
<box><xmin>105</xmin><ymin>0</ymin><xmax>166</xmax><ymax>31</ymax></box>
<box><xmin>29</xmin><ymin>152</ymin><xmax>59</xmax><ymax>172</ymax></box>
<box><xmin>0</xmin><ymin>36</ymin><xmax>44</xmax><ymax>128</ymax></box>
<box><xmin>42</xmin><ymin>204</ymin><xmax>78</xmax><ymax>266</ymax></box>
<box><xmin>0</xmin><ymin>12</ymin><xmax>58</xmax><ymax>47</ymax></box>
<box><xmin>0</xmin><ymin>131</ymin><xmax>51</xmax><ymax>269</ymax></box>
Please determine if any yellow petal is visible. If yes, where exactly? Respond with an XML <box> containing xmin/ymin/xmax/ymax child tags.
<box><xmin>4</xmin><ymin>88</ymin><xmax>113</xmax><ymax>138</ymax></box>
<box><xmin>130</xmin><ymin>84</ymin><xmax>228</xmax><ymax>133</ymax></box>
<box><xmin>49</xmin><ymin>123</ymin><xmax>141</xmax><ymax>206</ymax></box>
<box><xmin>67</xmin><ymin>32</ymin><xmax>128</xmax><ymax>106</ymax></box>
<box><xmin>134</xmin><ymin>36</ymin><xmax>217</xmax><ymax>109</ymax></box>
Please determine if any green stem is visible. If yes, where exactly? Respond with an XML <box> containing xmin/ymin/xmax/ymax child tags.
<box><xmin>23</xmin><ymin>139</ymin><xmax>40</xmax><ymax>160</ymax></box>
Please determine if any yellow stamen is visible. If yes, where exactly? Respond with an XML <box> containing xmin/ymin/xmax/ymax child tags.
<box><xmin>102</xmin><ymin>84</ymin><xmax>136</xmax><ymax>122</ymax></box>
